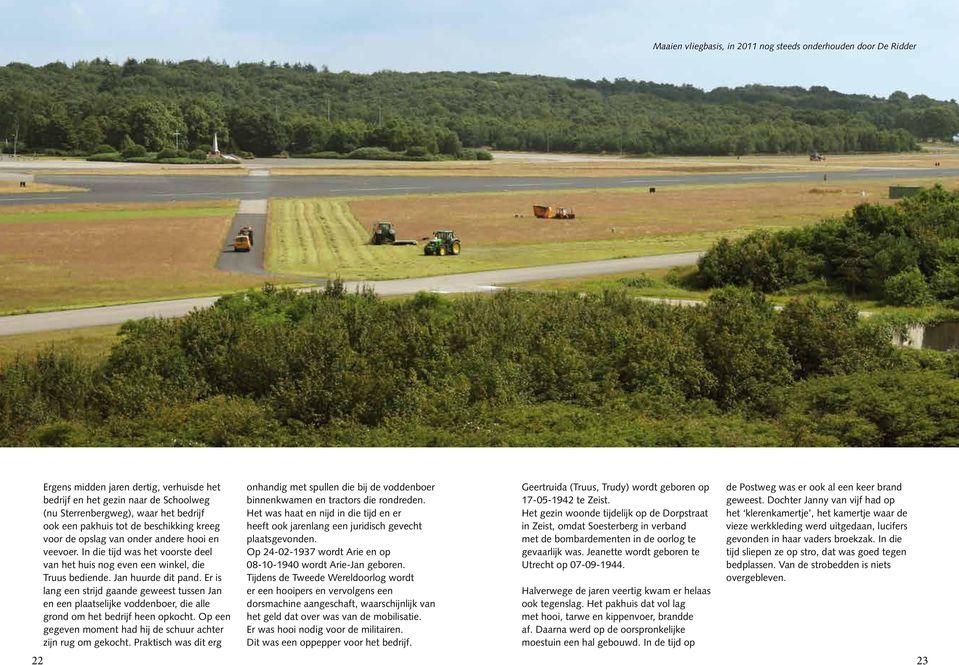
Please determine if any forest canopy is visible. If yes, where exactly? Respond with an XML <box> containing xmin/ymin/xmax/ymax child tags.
<box><xmin>2</xmin><ymin>59</ymin><xmax>956</xmax><ymax>157</ymax></box>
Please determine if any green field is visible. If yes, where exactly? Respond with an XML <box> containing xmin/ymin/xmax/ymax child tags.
<box><xmin>0</xmin><ymin>206</ymin><xmax>234</xmax><ymax>225</ymax></box>
<box><xmin>267</xmin><ymin>196</ymin><xmax>773</xmax><ymax>280</ymax></box>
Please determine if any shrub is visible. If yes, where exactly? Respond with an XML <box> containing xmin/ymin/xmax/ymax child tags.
<box><xmin>883</xmin><ymin>267</ymin><xmax>931</xmax><ymax>306</ymax></box>
<box><xmin>189</xmin><ymin>149</ymin><xmax>207</xmax><ymax>160</ymax></box>
<box><xmin>157</xmin><ymin>148</ymin><xmax>178</xmax><ymax>159</ymax></box>
<box><xmin>930</xmin><ymin>266</ymin><xmax>959</xmax><ymax>299</ymax></box>
<box><xmin>618</xmin><ymin>274</ymin><xmax>658</xmax><ymax>289</ymax></box>
<box><xmin>693</xmin><ymin>288</ymin><xmax>795</xmax><ymax>412</ymax></box>
<box><xmin>475</xmin><ymin>149</ymin><xmax>494</xmax><ymax>160</ymax></box>
<box><xmin>87</xmin><ymin>152</ymin><xmax>121</xmax><ymax>162</ymax></box>
<box><xmin>347</xmin><ymin>146</ymin><xmax>398</xmax><ymax>160</ymax></box>
<box><xmin>697</xmin><ymin>230</ymin><xmax>815</xmax><ymax>292</ymax></box>
<box><xmin>775</xmin><ymin>298</ymin><xmax>894</xmax><ymax>378</ymax></box>
<box><xmin>405</xmin><ymin>145</ymin><xmax>429</xmax><ymax>157</ymax></box>
<box><xmin>302</xmin><ymin>151</ymin><xmax>343</xmax><ymax>159</ymax></box>
<box><xmin>784</xmin><ymin>370</ymin><xmax>959</xmax><ymax>446</ymax></box>
<box><xmin>94</xmin><ymin>143</ymin><xmax>116</xmax><ymax>154</ymax></box>
<box><xmin>121</xmin><ymin>143</ymin><xmax>147</xmax><ymax>159</ymax></box>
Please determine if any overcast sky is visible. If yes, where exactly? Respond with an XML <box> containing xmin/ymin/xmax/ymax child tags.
<box><xmin>1</xmin><ymin>0</ymin><xmax>955</xmax><ymax>100</ymax></box>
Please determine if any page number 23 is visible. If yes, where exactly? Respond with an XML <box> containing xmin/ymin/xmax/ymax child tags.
<box><xmin>917</xmin><ymin>658</ymin><xmax>929</xmax><ymax>665</ymax></box>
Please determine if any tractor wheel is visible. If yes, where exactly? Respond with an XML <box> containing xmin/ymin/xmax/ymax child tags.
<box><xmin>438</xmin><ymin>245</ymin><xmax>447</xmax><ymax>256</ymax></box>
<box><xmin>451</xmin><ymin>241</ymin><xmax>461</xmax><ymax>255</ymax></box>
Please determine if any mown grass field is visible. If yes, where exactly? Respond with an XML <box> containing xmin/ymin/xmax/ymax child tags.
<box><xmin>267</xmin><ymin>196</ymin><xmax>732</xmax><ymax>280</ymax></box>
<box><xmin>0</xmin><ymin>201</ymin><xmax>267</xmax><ymax>314</ymax></box>
<box><xmin>268</xmin><ymin>178</ymin><xmax>959</xmax><ymax>280</ymax></box>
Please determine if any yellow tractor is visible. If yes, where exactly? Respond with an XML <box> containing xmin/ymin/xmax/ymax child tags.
<box><xmin>233</xmin><ymin>233</ymin><xmax>252</xmax><ymax>252</ymax></box>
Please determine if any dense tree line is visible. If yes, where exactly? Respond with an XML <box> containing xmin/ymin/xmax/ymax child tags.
<box><xmin>2</xmin><ymin>285</ymin><xmax>957</xmax><ymax>446</ymax></box>
<box><xmin>698</xmin><ymin>186</ymin><xmax>959</xmax><ymax>306</ymax></box>
<box><xmin>2</xmin><ymin>60</ymin><xmax>955</xmax><ymax>157</ymax></box>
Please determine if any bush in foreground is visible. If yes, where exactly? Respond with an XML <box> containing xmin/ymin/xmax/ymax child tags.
<box><xmin>2</xmin><ymin>286</ymin><xmax>953</xmax><ymax>447</ymax></box>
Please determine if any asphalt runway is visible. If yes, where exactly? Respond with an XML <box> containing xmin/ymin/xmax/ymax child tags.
<box><xmin>2</xmin><ymin>167</ymin><xmax>959</xmax><ymax>206</ymax></box>
<box><xmin>215</xmin><ymin>199</ymin><xmax>274</xmax><ymax>276</ymax></box>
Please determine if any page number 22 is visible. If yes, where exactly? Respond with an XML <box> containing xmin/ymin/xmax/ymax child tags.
<box><xmin>32</xmin><ymin>659</ymin><xmax>43</xmax><ymax>665</ymax></box>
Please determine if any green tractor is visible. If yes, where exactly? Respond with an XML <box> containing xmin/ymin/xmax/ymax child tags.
<box><xmin>370</xmin><ymin>221</ymin><xmax>396</xmax><ymax>245</ymax></box>
<box><xmin>424</xmin><ymin>230</ymin><xmax>461</xmax><ymax>256</ymax></box>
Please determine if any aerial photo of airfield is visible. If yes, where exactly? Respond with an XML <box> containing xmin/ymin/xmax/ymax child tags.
<box><xmin>2</xmin><ymin>61</ymin><xmax>959</xmax><ymax>446</ymax></box>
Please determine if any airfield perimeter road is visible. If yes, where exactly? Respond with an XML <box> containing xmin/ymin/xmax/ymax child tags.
<box><xmin>3</xmin><ymin>165</ymin><xmax>959</xmax><ymax>335</ymax></box>
<box><xmin>0</xmin><ymin>252</ymin><xmax>703</xmax><ymax>335</ymax></box>
<box><xmin>3</xmin><ymin>166</ymin><xmax>959</xmax><ymax>206</ymax></box>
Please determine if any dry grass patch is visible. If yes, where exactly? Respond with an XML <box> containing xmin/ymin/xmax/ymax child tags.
<box><xmin>348</xmin><ymin>182</ymin><xmax>894</xmax><ymax>246</ymax></box>
<box><xmin>0</xmin><ymin>202</ymin><xmax>266</xmax><ymax>313</ymax></box>
<box><xmin>0</xmin><ymin>182</ymin><xmax>87</xmax><ymax>194</ymax></box>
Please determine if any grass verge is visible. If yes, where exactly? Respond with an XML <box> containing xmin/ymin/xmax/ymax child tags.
<box><xmin>0</xmin><ymin>183</ymin><xmax>87</xmax><ymax>194</ymax></box>
<box><xmin>0</xmin><ymin>324</ymin><xmax>122</xmax><ymax>365</ymax></box>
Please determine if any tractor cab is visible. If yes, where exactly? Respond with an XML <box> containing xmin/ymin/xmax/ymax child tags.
<box><xmin>424</xmin><ymin>230</ymin><xmax>461</xmax><ymax>256</ymax></box>
<box><xmin>371</xmin><ymin>221</ymin><xmax>396</xmax><ymax>245</ymax></box>
<box><xmin>233</xmin><ymin>234</ymin><xmax>252</xmax><ymax>252</ymax></box>
<box><xmin>237</xmin><ymin>225</ymin><xmax>254</xmax><ymax>245</ymax></box>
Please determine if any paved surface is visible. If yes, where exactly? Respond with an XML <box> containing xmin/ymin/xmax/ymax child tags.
<box><xmin>0</xmin><ymin>252</ymin><xmax>703</xmax><ymax>335</ymax></box>
<box><xmin>215</xmin><ymin>200</ymin><xmax>272</xmax><ymax>276</ymax></box>
<box><xmin>1</xmin><ymin>167</ymin><xmax>958</xmax><ymax>206</ymax></box>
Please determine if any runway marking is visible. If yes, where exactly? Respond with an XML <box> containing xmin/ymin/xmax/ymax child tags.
<box><xmin>740</xmin><ymin>174</ymin><xmax>806</xmax><ymax>180</ymax></box>
<box><xmin>0</xmin><ymin>195</ymin><xmax>71</xmax><ymax>202</ymax></box>
<box><xmin>238</xmin><ymin>199</ymin><xmax>268</xmax><ymax>214</ymax></box>
<box><xmin>621</xmin><ymin>178</ymin><xmax>686</xmax><ymax>184</ymax></box>
<box><xmin>143</xmin><ymin>191</ymin><xmax>264</xmax><ymax>198</ymax></box>
<box><xmin>328</xmin><ymin>186</ymin><xmax>425</xmax><ymax>192</ymax></box>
